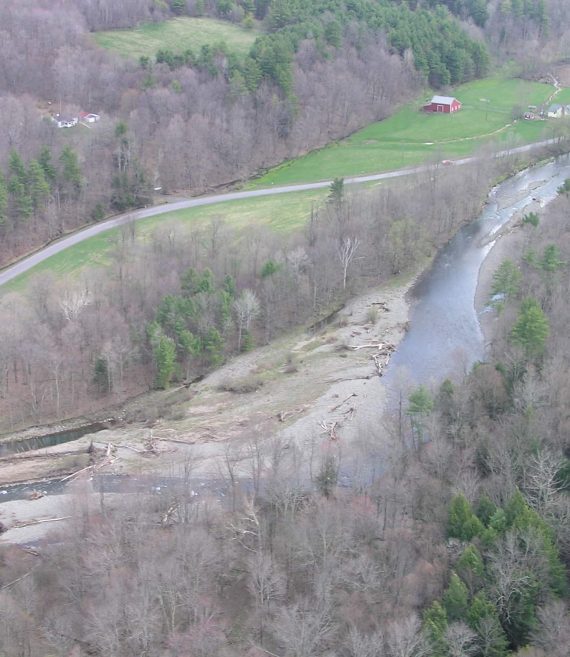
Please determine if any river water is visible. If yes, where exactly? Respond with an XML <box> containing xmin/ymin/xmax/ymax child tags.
<box><xmin>384</xmin><ymin>154</ymin><xmax>570</xmax><ymax>387</ymax></box>
<box><xmin>2</xmin><ymin>155</ymin><xmax>570</xmax><ymax>504</ymax></box>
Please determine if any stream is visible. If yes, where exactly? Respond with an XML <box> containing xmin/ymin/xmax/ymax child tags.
<box><xmin>2</xmin><ymin>155</ymin><xmax>570</xmax><ymax>505</ymax></box>
<box><xmin>384</xmin><ymin>154</ymin><xmax>570</xmax><ymax>386</ymax></box>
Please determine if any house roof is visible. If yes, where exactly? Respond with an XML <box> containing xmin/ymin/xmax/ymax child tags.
<box><xmin>54</xmin><ymin>114</ymin><xmax>76</xmax><ymax>123</ymax></box>
<box><xmin>430</xmin><ymin>95</ymin><xmax>458</xmax><ymax>105</ymax></box>
<box><xmin>548</xmin><ymin>104</ymin><xmax>563</xmax><ymax>111</ymax></box>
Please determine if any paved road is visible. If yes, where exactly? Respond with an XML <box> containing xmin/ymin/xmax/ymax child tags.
<box><xmin>0</xmin><ymin>138</ymin><xmax>560</xmax><ymax>288</ymax></box>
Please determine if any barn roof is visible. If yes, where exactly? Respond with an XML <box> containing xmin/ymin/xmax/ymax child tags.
<box><xmin>430</xmin><ymin>95</ymin><xmax>458</xmax><ymax>105</ymax></box>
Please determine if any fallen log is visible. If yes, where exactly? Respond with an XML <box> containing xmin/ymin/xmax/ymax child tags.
<box><xmin>330</xmin><ymin>392</ymin><xmax>357</xmax><ymax>412</ymax></box>
<box><xmin>319</xmin><ymin>420</ymin><xmax>339</xmax><ymax>441</ymax></box>
<box><xmin>59</xmin><ymin>464</ymin><xmax>93</xmax><ymax>483</ymax></box>
<box><xmin>161</xmin><ymin>500</ymin><xmax>179</xmax><ymax>526</ymax></box>
<box><xmin>14</xmin><ymin>516</ymin><xmax>72</xmax><ymax>529</ymax></box>
<box><xmin>325</xmin><ymin>374</ymin><xmax>374</xmax><ymax>384</ymax></box>
<box><xmin>115</xmin><ymin>443</ymin><xmax>147</xmax><ymax>454</ymax></box>
<box><xmin>349</xmin><ymin>342</ymin><xmax>386</xmax><ymax>351</ymax></box>
<box><xmin>156</xmin><ymin>436</ymin><xmax>194</xmax><ymax>446</ymax></box>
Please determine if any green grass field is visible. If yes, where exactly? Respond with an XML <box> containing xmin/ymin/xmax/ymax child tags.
<box><xmin>250</xmin><ymin>77</ymin><xmax>554</xmax><ymax>188</ymax></box>
<box><xmin>3</xmin><ymin>76</ymin><xmax>564</xmax><ymax>294</ymax></box>
<box><xmin>94</xmin><ymin>17</ymin><xmax>259</xmax><ymax>59</ymax></box>
<box><xmin>554</xmin><ymin>87</ymin><xmax>570</xmax><ymax>105</ymax></box>
<box><xmin>2</xmin><ymin>189</ymin><xmax>328</xmax><ymax>295</ymax></box>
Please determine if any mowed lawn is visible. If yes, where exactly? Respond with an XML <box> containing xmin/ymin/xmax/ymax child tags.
<box><xmin>94</xmin><ymin>17</ymin><xmax>259</xmax><ymax>59</ymax></box>
<box><xmin>251</xmin><ymin>77</ymin><xmax>553</xmax><ymax>188</ymax></box>
<box><xmin>2</xmin><ymin>189</ymin><xmax>328</xmax><ymax>295</ymax></box>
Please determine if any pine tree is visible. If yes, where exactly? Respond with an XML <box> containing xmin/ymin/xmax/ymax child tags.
<box><xmin>448</xmin><ymin>494</ymin><xmax>484</xmax><ymax>541</ymax></box>
<box><xmin>38</xmin><ymin>146</ymin><xmax>56</xmax><ymax>188</ymax></box>
<box><xmin>491</xmin><ymin>260</ymin><xmax>521</xmax><ymax>302</ymax></box>
<box><xmin>456</xmin><ymin>545</ymin><xmax>485</xmax><ymax>593</ymax></box>
<box><xmin>59</xmin><ymin>146</ymin><xmax>82</xmax><ymax>199</ymax></box>
<box><xmin>8</xmin><ymin>151</ymin><xmax>33</xmax><ymax>220</ymax></box>
<box><xmin>28</xmin><ymin>159</ymin><xmax>51</xmax><ymax>212</ymax></box>
<box><xmin>510</xmin><ymin>298</ymin><xmax>549</xmax><ymax>358</ymax></box>
<box><xmin>467</xmin><ymin>592</ymin><xmax>508</xmax><ymax>657</ymax></box>
<box><xmin>443</xmin><ymin>573</ymin><xmax>469</xmax><ymax>622</ymax></box>
<box><xmin>423</xmin><ymin>601</ymin><xmax>448</xmax><ymax>656</ymax></box>
<box><xmin>154</xmin><ymin>334</ymin><xmax>177</xmax><ymax>389</ymax></box>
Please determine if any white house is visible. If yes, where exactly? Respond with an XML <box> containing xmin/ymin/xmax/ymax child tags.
<box><xmin>79</xmin><ymin>111</ymin><xmax>100</xmax><ymax>124</ymax></box>
<box><xmin>53</xmin><ymin>114</ymin><xmax>78</xmax><ymax>128</ymax></box>
<box><xmin>547</xmin><ymin>104</ymin><xmax>564</xmax><ymax>119</ymax></box>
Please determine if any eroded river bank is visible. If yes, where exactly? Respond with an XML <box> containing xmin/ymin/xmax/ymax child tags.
<box><xmin>2</xmin><ymin>154</ymin><xmax>570</xmax><ymax>544</ymax></box>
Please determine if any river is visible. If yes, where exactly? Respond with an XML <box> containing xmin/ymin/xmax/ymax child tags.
<box><xmin>2</xmin><ymin>155</ymin><xmax>570</xmax><ymax>505</ymax></box>
<box><xmin>384</xmin><ymin>154</ymin><xmax>570</xmax><ymax>387</ymax></box>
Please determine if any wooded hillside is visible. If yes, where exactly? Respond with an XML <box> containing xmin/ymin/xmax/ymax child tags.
<box><xmin>0</xmin><ymin>184</ymin><xmax>568</xmax><ymax>655</ymax></box>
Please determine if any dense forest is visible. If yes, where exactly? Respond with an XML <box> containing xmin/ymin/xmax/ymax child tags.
<box><xmin>0</xmin><ymin>178</ymin><xmax>568</xmax><ymax>656</ymax></box>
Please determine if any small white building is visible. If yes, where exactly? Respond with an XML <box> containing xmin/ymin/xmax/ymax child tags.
<box><xmin>547</xmin><ymin>104</ymin><xmax>564</xmax><ymax>119</ymax></box>
<box><xmin>79</xmin><ymin>112</ymin><xmax>100</xmax><ymax>124</ymax></box>
<box><xmin>53</xmin><ymin>114</ymin><xmax>78</xmax><ymax>128</ymax></box>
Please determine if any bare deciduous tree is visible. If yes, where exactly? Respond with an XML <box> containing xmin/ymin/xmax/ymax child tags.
<box><xmin>233</xmin><ymin>289</ymin><xmax>260</xmax><ymax>351</ymax></box>
<box><xmin>337</xmin><ymin>236</ymin><xmax>360</xmax><ymax>290</ymax></box>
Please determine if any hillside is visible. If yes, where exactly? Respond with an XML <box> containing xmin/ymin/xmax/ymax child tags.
<box><xmin>0</xmin><ymin>2</ymin><xmax>570</xmax><ymax>656</ymax></box>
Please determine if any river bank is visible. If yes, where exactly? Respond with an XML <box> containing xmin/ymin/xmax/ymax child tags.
<box><xmin>0</xmin><ymin>271</ymin><xmax>415</xmax><ymax>543</ymax></box>
<box><xmin>474</xmin><ymin>193</ymin><xmax>552</xmax><ymax>346</ymax></box>
<box><xmin>4</xmin><ymin>153</ymin><xmax>570</xmax><ymax>545</ymax></box>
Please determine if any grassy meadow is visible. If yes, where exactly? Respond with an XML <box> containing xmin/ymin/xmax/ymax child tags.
<box><xmin>250</xmin><ymin>77</ymin><xmax>554</xmax><ymax>187</ymax></box>
<box><xmin>554</xmin><ymin>87</ymin><xmax>570</xmax><ymax>105</ymax></box>
<box><xmin>2</xmin><ymin>188</ymin><xmax>328</xmax><ymax>295</ymax></box>
<box><xmin>94</xmin><ymin>16</ymin><xmax>259</xmax><ymax>59</ymax></box>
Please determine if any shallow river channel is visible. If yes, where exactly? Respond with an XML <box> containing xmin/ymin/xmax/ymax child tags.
<box><xmin>385</xmin><ymin>153</ymin><xmax>570</xmax><ymax>386</ymax></box>
<box><xmin>2</xmin><ymin>155</ymin><xmax>570</xmax><ymax>504</ymax></box>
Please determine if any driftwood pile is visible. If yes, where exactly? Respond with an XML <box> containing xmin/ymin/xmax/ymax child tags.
<box><xmin>347</xmin><ymin>341</ymin><xmax>396</xmax><ymax>377</ymax></box>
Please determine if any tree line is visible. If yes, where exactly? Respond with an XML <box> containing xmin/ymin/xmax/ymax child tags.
<box><xmin>2</xmin><ymin>0</ymin><xmax>568</xmax><ymax>266</ymax></box>
<box><xmin>0</xmin><ymin>150</ymin><xmax>521</xmax><ymax>429</ymax></box>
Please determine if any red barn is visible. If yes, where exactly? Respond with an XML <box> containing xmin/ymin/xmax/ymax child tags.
<box><xmin>423</xmin><ymin>95</ymin><xmax>462</xmax><ymax>113</ymax></box>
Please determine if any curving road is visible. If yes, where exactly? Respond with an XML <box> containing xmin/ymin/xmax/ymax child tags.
<box><xmin>0</xmin><ymin>138</ymin><xmax>559</xmax><ymax>288</ymax></box>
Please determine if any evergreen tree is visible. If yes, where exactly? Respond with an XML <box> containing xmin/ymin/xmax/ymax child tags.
<box><xmin>448</xmin><ymin>494</ymin><xmax>484</xmax><ymax>541</ymax></box>
<box><xmin>28</xmin><ymin>159</ymin><xmax>51</xmax><ymax>212</ymax></box>
<box><xmin>476</xmin><ymin>495</ymin><xmax>498</xmax><ymax>527</ymax></box>
<box><xmin>407</xmin><ymin>385</ymin><xmax>434</xmax><ymax>444</ymax></box>
<box><xmin>148</xmin><ymin>322</ymin><xmax>177</xmax><ymax>389</ymax></box>
<box><xmin>170</xmin><ymin>0</ymin><xmax>186</xmax><ymax>15</ymax></box>
<box><xmin>443</xmin><ymin>573</ymin><xmax>469</xmax><ymax>622</ymax></box>
<box><xmin>491</xmin><ymin>260</ymin><xmax>521</xmax><ymax>302</ymax></box>
<box><xmin>38</xmin><ymin>146</ymin><xmax>56</xmax><ymax>188</ymax></box>
<box><xmin>93</xmin><ymin>357</ymin><xmax>111</xmax><ymax>393</ymax></box>
<box><xmin>154</xmin><ymin>334</ymin><xmax>177</xmax><ymax>389</ymax></box>
<box><xmin>423</xmin><ymin>601</ymin><xmax>448</xmax><ymax>656</ymax></box>
<box><xmin>540</xmin><ymin>244</ymin><xmax>564</xmax><ymax>273</ymax></box>
<box><xmin>467</xmin><ymin>592</ymin><xmax>508</xmax><ymax>657</ymax></box>
<box><xmin>510</xmin><ymin>298</ymin><xmax>549</xmax><ymax>359</ymax></box>
<box><xmin>456</xmin><ymin>545</ymin><xmax>485</xmax><ymax>593</ymax></box>
<box><xmin>8</xmin><ymin>152</ymin><xmax>33</xmax><ymax>221</ymax></box>
<box><xmin>204</xmin><ymin>328</ymin><xmax>224</xmax><ymax>366</ymax></box>
<box><xmin>59</xmin><ymin>146</ymin><xmax>82</xmax><ymax>199</ymax></box>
